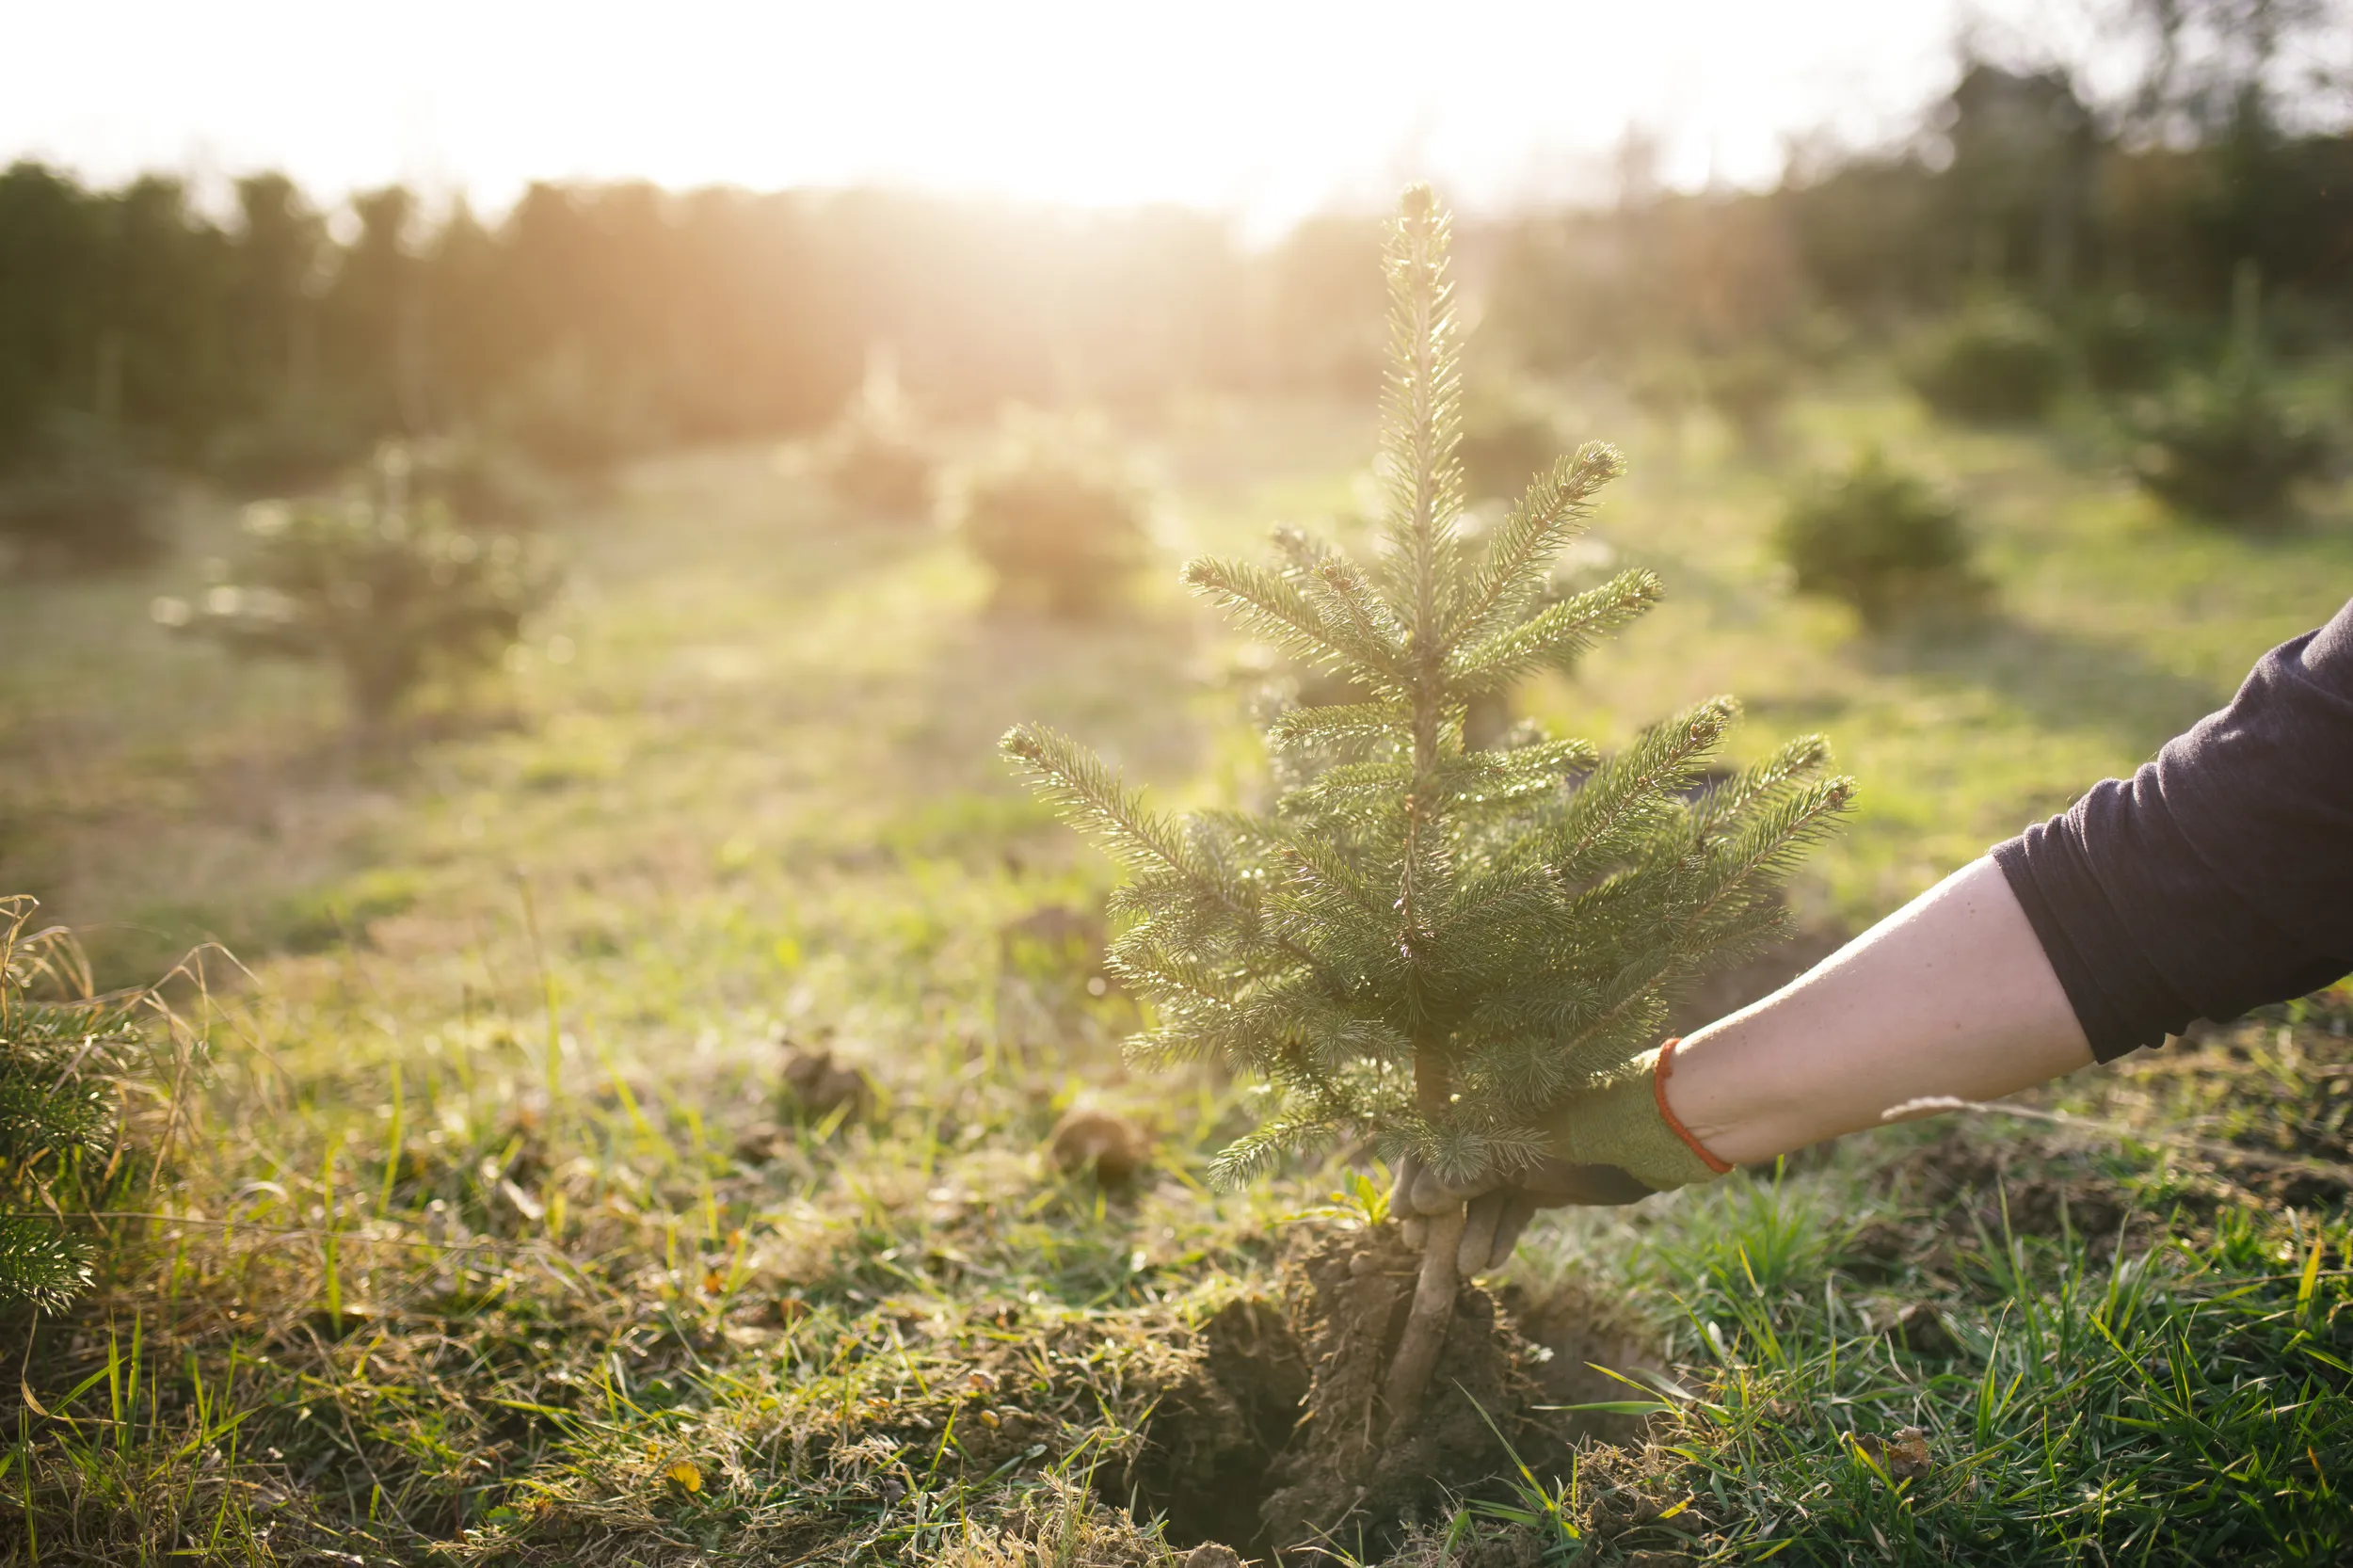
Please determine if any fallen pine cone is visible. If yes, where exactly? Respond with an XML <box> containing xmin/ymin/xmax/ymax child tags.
<box><xmin>1048</xmin><ymin>1108</ymin><xmax>1150</xmax><ymax>1186</ymax></box>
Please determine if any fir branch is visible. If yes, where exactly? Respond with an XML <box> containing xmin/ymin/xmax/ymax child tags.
<box><xmin>1300</xmin><ymin>555</ymin><xmax>1415</xmax><ymax>685</ymax></box>
<box><xmin>1688</xmin><ymin>776</ymin><xmax>1857</xmax><ymax>926</ymax></box>
<box><xmin>1449</xmin><ymin>568</ymin><xmax>1662</xmax><ymax>694</ymax></box>
<box><xmin>1692</xmin><ymin>732</ymin><xmax>1834</xmax><ymax>836</ymax></box>
<box><xmin>1465</xmin><ymin>974</ymin><xmax>1600</xmax><ymax>1040</ymax></box>
<box><xmin>1280</xmin><ymin>760</ymin><xmax>1414</xmax><ymax>812</ymax></box>
<box><xmin>1271</xmin><ymin>523</ymin><xmax>1336</xmax><ymax>574</ymax></box>
<box><xmin>1265</xmin><ymin>700</ymin><xmax>1405</xmax><ymax>750</ymax></box>
<box><xmin>1103</xmin><ymin>929</ymin><xmax>1238</xmax><ymax>1009</ymax></box>
<box><xmin>1277</xmin><ymin>987</ymin><xmax>1414</xmax><ymax>1071</ymax></box>
<box><xmin>1209</xmin><ymin>1110</ymin><xmax>1339</xmax><ymax>1190</ymax></box>
<box><xmin>1448</xmin><ymin>440</ymin><xmax>1628</xmax><ymax>650</ymax></box>
<box><xmin>1181</xmin><ymin>556</ymin><xmax>1402</xmax><ymax>680</ymax></box>
<box><xmin>0</xmin><ymin>1214</ymin><xmax>90</xmax><ymax>1313</ymax></box>
<box><xmin>1271</xmin><ymin>829</ymin><xmax>1389</xmax><ymax>921</ymax></box>
<box><xmin>1542</xmin><ymin>696</ymin><xmax>1737</xmax><ymax>878</ymax></box>
<box><xmin>1545</xmin><ymin>775</ymin><xmax>1853</xmax><ymax>1088</ymax></box>
<box><xmin>1429</xmin><ymin>866</ymin><xmax>1563</xmax><ymax>952</ymax></box>
<box><xmin>1000</xmin><ymin>724</ymin><xmax>1201</xmax><ymax>879</ymax></box>
<box><xmin>1376</xmin><ymin>185</ymin><xmax>1468</xmax><ymax>650</ymax></box>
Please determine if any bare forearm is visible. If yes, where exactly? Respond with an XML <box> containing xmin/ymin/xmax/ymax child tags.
<box><xmin>1668</xmin><ymin>856</ymin><xmax>2093</xmax><ymax>1166</ymax></box>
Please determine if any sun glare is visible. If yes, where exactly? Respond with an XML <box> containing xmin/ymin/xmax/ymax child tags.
<box><xmin>8</xmin><ymin>0</ymin><xmax>2024</xmax><ymax>223</ymax></box>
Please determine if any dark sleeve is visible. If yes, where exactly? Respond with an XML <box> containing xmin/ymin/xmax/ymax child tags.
<box><xmin>1991</xmin><ymin>597</ymin><xmax>2353</xmax><ymax>1061</ymax></box>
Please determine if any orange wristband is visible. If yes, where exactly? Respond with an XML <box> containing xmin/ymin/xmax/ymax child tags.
<box><xmin>1654</xmin><ymin>1037</ymin><xmax>1733</xmax><ymax>1175</ymax></box>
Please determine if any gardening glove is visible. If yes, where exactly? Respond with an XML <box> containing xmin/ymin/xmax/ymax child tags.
<box><xmin>1389</xmin><ymin>1039</ymin><xmax>1733</xmax><ymax>1275</ymax></box>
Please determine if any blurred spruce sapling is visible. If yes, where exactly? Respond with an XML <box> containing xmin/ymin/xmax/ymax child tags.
<box><xmin>815</xmin><ymin>346</ymin><xmax>936</xmax><ymax>522</ymax></box>
<box><xmin>1776</xmin><ymin>447</ymin><xmax>1980</xmax><ymax>629</ymax></box>
<box><xmin>1909</xmin><ymin>301</ymin><xmax>2069</xmax><ymax>424</ymax></box>
<box><xmin>155</xmin><ymin>442</ymin><xmax>558</xmax><ymax>728</ymax></box>
<box><xmin>2132</xmin><ymin>265</ymin><xmax>2335</xmax><ymax>532</ymax></box>
<box><xmin>950</xmin><ymin>408</ymin><xmax>1151</xmax><ymax>617</ymax></box>
<box><xmin>0</xmin><ymin>899</ymin><xmax>151</xmax><ymax>1311</ymax></box>
<box><xmin>387</xmin><ymin>432</ymin><xmax>557</xmax><ymax>531</ymax></box>
<box><xmin>1003</xmin><ymin>187</ymin><xmax>1851</xmax><ymax>1431</ymax></box>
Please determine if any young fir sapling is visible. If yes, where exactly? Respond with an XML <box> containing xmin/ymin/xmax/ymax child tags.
<box><xmin>1002</xmin><ymin>187</ymin><xmax>1851</xmax><ymax>1431</ymax></box>
<box><xmin>155</xmin><ymin>443</ymin><xmax>558</xmax><ymax>729</ymax></box>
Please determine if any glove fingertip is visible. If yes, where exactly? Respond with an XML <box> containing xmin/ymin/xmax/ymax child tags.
<box><xmin>1488</xmin><ymin>1196</ymin><xmax>1538</xmax><ymax>1271</ymax></box>
<box><xmin>1456</xmin><ymin>1192</ymin><xmax>1504</xmax><ymax>1277</ymax></box>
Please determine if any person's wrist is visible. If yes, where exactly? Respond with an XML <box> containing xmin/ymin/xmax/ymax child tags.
<box><xmin>1651</xmin><ymin>1037</ymin><xmax>1734</xmax><ymax>1176</ymax></box>
<box><xmin>1538</xmin><ymin>1040</ymin><xmax>1730</xmax><ymax>1192</ymax></box>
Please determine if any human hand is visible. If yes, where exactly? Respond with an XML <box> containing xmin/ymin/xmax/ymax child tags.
<box><xmin>1387</xmin><ymin>1152</ymin><xmax>1657</xmax><ymax>1275</ymax></box>
<box><xmin>1385</xmin><ymin>1042</ymin><xmax>1730</xmax><ymax>1275</ymax></box>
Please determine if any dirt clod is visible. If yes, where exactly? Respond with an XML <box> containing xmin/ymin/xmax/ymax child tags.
<box><xmin>1834</xmin><ymin>1218</ymin><xmax>1913</xmax><ymax>1281</ymax></box>
<box><xmin>734</xmin><ymin>1125</ymin><xmax>792</xmax><ymax>1163</ymax></box>
<box><xmin>1855</xmin><ymin>1425</ymin><xmax>1931</xmax><ymax>1480</ymax></box>
<box><xmin>1048</xmin><ymin>1108</ymin><xmax>1150</xmax><ymax>1186</ymax></box>
<box><xmin>1883</xmin><ymin>1128</ymin><xmax>2135</xmax><ymax>1248</ymax></box>
<box><xmin>779</xmin><ymin>1039</ymin><xmax>875</xmax><ymax>1121</ymax></box>
<box><xmin>1890</xmin><ymin>1301</ymin><xmax>1958</xmax><ymax>1358</ymax></box>
<box><xmin>1182</xmin><ymin>1546</ymin><xmax>1244</xmax><ymax>1568</ymax></box>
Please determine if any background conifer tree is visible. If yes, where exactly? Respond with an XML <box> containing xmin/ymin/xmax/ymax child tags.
<box><xmin>154</xmin><ymin>443</ymin><xmax>559</xmax><ymax>729</ymax></box>
<box><xmin>1002</xmin><ymin>186</ymin><xmax>1852</xmax><ymax>1427</ymax></box>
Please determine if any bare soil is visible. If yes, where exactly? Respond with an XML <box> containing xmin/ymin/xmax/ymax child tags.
<box><xmin>1115</xmin><ymin>1225</ymin><xmax>1660</xmax><ymax>1562</ymax></box>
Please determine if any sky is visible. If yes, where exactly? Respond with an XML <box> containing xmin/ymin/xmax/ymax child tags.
<box><xmin>6</xmin><ymin>0</ymin><xmax>2138</xmax><ymax>233</ymax></box>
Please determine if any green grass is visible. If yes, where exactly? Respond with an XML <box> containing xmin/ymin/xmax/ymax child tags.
<box><xmin>0</xmin><ymin>377</ymin><xmax>2347</xmax><ymax>1563</ymax></box>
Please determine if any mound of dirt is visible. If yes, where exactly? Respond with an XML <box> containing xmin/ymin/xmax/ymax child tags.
<box><xmin>1119</xmin><ymin>1225</ymin><xmax>1654</xmax><ymax>1561</ymax></box>
<box><xmin>1255</xmin><ymin>1224</ymin><xmax>1551</xmax><ymax>1557</ymax></box>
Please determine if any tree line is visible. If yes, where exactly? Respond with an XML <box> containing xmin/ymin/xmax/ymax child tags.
<box><xmin>2</xmin><ymin>48</ymin><xmax>2346</xmax><ymax>494</ymax></box>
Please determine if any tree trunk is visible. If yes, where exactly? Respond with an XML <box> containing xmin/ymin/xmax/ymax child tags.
<box><xmin>1385</xmin><ymin>1038</ymin><xmax>1461</xmax><ymax>1436</ymax></box>
<box><xmin>1382</xmin><ymin>1202</ymin><xmax>1465</xmax><ymax>1435</ymax></box>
